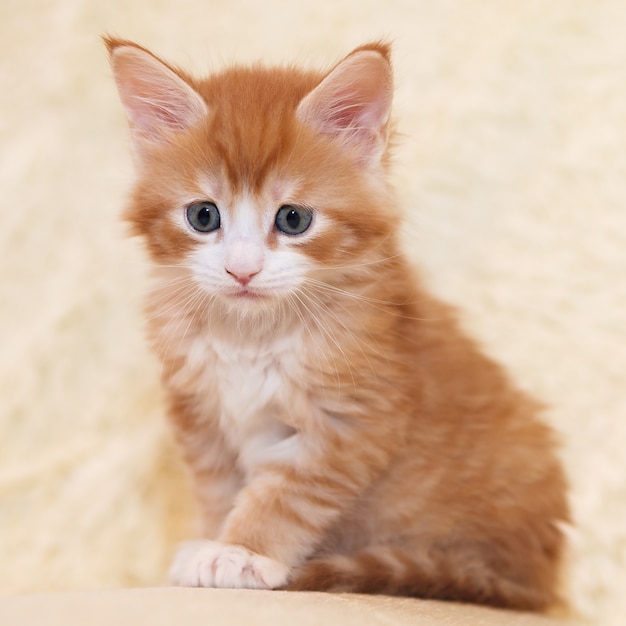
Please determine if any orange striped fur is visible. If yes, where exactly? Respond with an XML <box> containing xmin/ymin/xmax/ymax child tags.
<box><xmin>107</xmin><ymin>38</ymin><xmax>570</xmax><ymax>612</ymax></box>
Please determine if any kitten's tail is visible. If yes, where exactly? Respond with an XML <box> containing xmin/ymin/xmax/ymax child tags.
<box><xmin>286</xmin><ymin>545</ymin><xmax>556</xmax><ymax>612</ymax></box>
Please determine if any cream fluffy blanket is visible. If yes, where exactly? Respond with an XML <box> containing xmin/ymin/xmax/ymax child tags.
<box><xmin>1</xmin><ymin>1</ymin><xmax>624</xmax><ymax>624</ymax></box>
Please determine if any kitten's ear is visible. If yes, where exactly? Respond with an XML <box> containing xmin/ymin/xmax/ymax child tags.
<box><xmin>296</xmin><ymin>44</ymin><xmax>393</xmax><ymax>163</ymax></box>
<box><xmin>105</xmin><ymin>37</ymin><xmax>208</xmax><ymax>155</ymax></box>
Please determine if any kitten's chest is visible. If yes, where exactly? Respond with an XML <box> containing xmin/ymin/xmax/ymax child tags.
<box><xmin>212</xmin><ymin>338</ymin><xmax>288</xmax><ymax>425</ymax></box>
<box><xmin>179</xmin><ymin>330</ymin><xmax>305</xmax><ymax>460</ymax></box>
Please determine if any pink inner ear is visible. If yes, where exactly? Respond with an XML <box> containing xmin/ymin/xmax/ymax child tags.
<box><xmin>131</xmin><ymin>91</ymin><xmax>192</xmax><ymax>135</ymax></box>
<box><xmin>324</xmin><ymin>90</ymin><xmax>388</xmax><ymax>131</ymax></box>
<box><xmin>110</xmin><ymin>46</ymin><xmax>208</xmax><ymax>146</ymax></box>
<box><xmin>296</xmin><ymin>49</ymin><xmax>392</xmax><ymax>156</ymax></box>
<box><xmin>324</xmin><ymin>95</ymin><xmax>368</xmax><ymax>128</ymax></box>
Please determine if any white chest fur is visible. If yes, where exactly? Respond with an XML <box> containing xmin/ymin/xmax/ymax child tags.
<box><xmin>212</xmin><ymin>337</ymin><xmax>287</xmax><ymax>429</ymax></box>
<box><xmin>179</xmin><ymin>329</ymin><xmax>306</xmax><ymax>477</ymax></box>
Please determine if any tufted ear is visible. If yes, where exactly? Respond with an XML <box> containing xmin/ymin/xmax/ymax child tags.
<box><xmin>105</xmin><ymin>37</ymin><xmax>208</xmax><ymax>156</ymax></box>
<box><xmin>296</xmin><ymin>44</ymin><xmax>393</xmax><ymax>163</ymax></box>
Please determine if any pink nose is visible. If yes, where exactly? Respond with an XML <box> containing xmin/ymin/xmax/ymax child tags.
<box><xmin>224</xmin><ymin>238</ymin><xmax>264</xmax><ymax>286</ymax></box>
<box><xmin>225</xmin><ymin>268</ymin><xmax>260</xmax><ymax>286</ymax></box>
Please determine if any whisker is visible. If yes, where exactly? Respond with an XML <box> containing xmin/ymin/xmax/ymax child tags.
<box><xmin>294</xmin><ymin>288</ymin><xmax>358</xmax><ymax>393</ymax></box>
<box><xmin>283</xmin><ymin>292</ymin><xmax>335</xmax><ymax>383</ymax></box>
<box><xmin>151</xmin><ymin>284</ymin><xmax>211</xmax><ymax>378</ymax></box>
<box><xmin>291</xmin><ymin>289</ymin><xmax>344</xmax><ymax>389</ymax></box>
<box><xmin>304</xmin><ymin>277</ymin><xmax>397</xmax><ymax>306</ymax></box>
<box><xmin>302</xmin><ymin>277</ymin><xmax>441</xmax><ymax>322</ymax></box>
<box><xmin>300</xmin><ymin>288</ymin><xmax>380</xmax><ymax>382</ymax></box>
<box><xmin>145</xmin><ymin>280</ymin><xmax>202</xmax><ymax>322</ymax></box>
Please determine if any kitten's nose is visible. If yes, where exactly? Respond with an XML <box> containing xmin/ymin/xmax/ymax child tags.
<box><xmin>224</xmin><ymin>238</ymin><xmax>264</xmax><ymax>286</ymax></box>
<box><xmin>225</xmin><ymin>268</ymin><xmax>260</xmax><ymax>286</ymax></box>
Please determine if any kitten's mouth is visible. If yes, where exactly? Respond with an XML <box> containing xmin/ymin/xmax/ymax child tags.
<box><xmin>231</xmin><ymin>288</ymin><xmax>266</xmax><ymax>301</ymax></box>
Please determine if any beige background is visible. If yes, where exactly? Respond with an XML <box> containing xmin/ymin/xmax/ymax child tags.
<box><xmin>1</xmin><ymin>1</ymin><xmax>624</xmax><ymax>624</ymax></box>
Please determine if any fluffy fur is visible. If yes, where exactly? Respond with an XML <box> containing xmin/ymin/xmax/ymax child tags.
<box><xmin>107</xmin><ymin>38</ymin><xmax>569</xmax><ymax>612</ymax></box>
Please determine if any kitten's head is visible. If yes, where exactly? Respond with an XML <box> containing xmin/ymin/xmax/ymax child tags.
<box><xmin>107</xmin><ymin>38</ymin><xmax>399</xmax><ymax>317</ymax></box>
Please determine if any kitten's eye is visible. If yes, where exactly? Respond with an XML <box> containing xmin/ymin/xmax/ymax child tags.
<box><xmin>275</xmin><ymin>205</ymin><xmax>313</xmax><ymax>236</ymax></box>
<box><xmin>187</xmin><ymin>201</ymin><xmax>221</xmax><ymax>233</ymax></box>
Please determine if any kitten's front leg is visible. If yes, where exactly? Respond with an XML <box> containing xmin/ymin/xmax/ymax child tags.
<box><xmin>171</xmin><ymin>422</ymin><xmax>392</xmax><ymax>589</ymax></box>
<box><xmin>167</xmin><ymin>391</ymin><xmax>242</xmax><ymax>539</ymax></box>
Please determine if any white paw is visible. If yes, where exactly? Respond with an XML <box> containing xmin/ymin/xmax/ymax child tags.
<box><xmin>169</xmin><ymin>540</ymin><xmax>289</xmax><ymax>590</ymax></box>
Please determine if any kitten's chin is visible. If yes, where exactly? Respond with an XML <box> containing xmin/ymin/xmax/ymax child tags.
<box><xmin>221</xmin><ymin>287</ymin><xmax>280</xmax><ymax>315</ymax></box>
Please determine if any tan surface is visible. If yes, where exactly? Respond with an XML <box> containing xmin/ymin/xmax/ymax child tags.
<box><xmin>0</xmin><ymin>589</ymin><xmax>577</xmax><ymax>626</ymax></box>
<box><xmin>0</xmin><ymin>1</ymin><xmax>624</xmax><ymax>625</ymax></box>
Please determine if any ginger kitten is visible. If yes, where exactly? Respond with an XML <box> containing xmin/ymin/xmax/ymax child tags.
<box><xmin>106</xmin><ymin>38</ymin><xmax>570</xmax><ymax>611</ymax></box>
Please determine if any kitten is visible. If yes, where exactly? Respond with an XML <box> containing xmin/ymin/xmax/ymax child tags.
<box><xmin>106</xmin><ymin>37</ymin><xmax>570</xmax><ymax>611</ymax></box>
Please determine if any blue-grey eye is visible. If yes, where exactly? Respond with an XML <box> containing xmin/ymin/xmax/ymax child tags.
<box><xmin>275</xmin><ymin>205</ymin><xmax>313</xmax><ymax>236</ymax></box>
<box><xmin>187</xmin><ymin>201</ymin><xmax>220</xmax><ymax>233</ymax></box>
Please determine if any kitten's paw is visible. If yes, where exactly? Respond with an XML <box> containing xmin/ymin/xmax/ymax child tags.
<box><xmin>169</xmin><ymin>540</ymin><xmax>289</xmax><ymax>590</ymax></box>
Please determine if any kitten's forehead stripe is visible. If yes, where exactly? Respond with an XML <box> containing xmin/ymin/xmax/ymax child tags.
<box><xmin>197</xmin><ymin>67</ymin><xmax>321</xmax><ymax>193</ymax></box>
